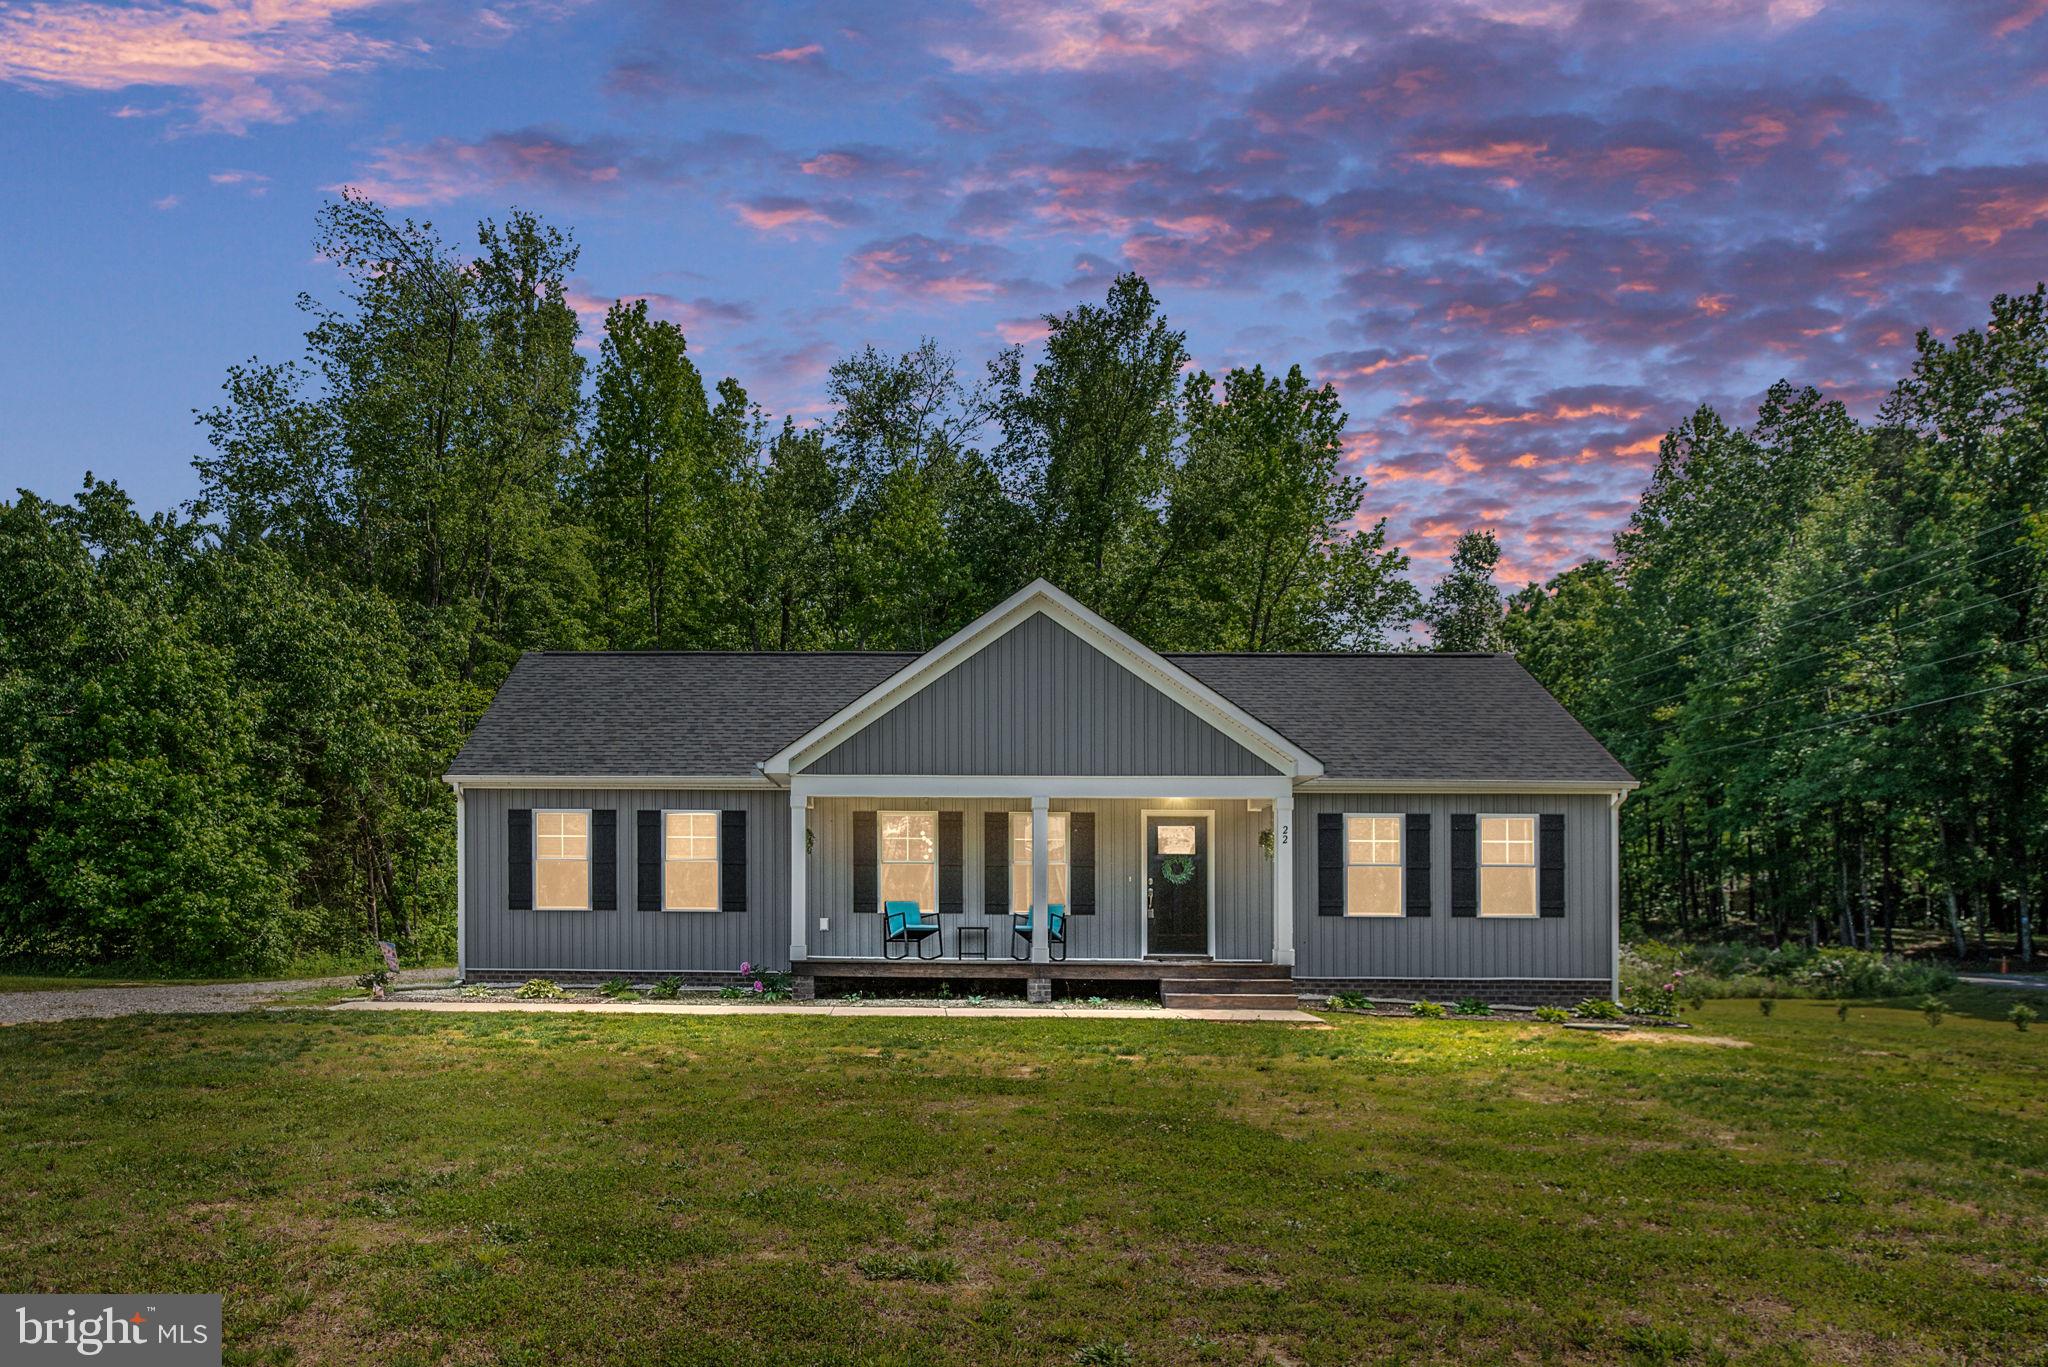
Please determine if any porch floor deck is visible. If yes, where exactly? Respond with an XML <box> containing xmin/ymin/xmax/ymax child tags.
<box><xmin>790</xmin><ymin>956</ymin><xmax>1301</xmax><ymax>1009</ymax></box>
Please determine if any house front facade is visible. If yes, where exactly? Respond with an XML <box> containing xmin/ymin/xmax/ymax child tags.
<box><xmin>445</xmin><ymin>581</ymin><xmax>1637</xmax><ymax>1007</ymax></box>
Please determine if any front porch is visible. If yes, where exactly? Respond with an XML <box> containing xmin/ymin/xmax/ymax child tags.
<box><xmin>784</xmin><ymin>780</ymin><xmax>1300</xmax><ymax>975</ymax></box>
<box><xmin>786</xmin><ymin>954</ymin><xmax>1301</xmax><ymax>1009</ymax></box>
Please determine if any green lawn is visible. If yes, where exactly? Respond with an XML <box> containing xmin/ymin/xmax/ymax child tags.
<box><xmin>1</xmin><ymin>995</ymin><xmax>2043</xmax><ymax>1366</ymax></box>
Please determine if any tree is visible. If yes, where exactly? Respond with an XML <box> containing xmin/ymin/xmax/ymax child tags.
<box><xmin>1423</xmin><ymin>530</ymin><xmax>1506</xmax><ymax>651</ymax></box>
<box><xmin>988</xmin><ymin>274</ymin><xmax>1187</xmax><ymax>631</ymax></box>
<box><xmin>576</xmin><ymin>299</ymin><xmax>710</xmax><ymax>648</ymax></box>
<box><xmin>1166</xmin><ymin>364</ymin><xmax>1417</xmax><ymax>649</ymax></box>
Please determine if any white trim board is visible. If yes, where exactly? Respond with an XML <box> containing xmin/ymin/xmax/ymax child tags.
<box><xmin>444</xmin><ymin>775</ymin><xmax>775</xmax><ymax>790</ymax></box>
<box><xmin>1298</xmin><ymin>779</ymin><xmax>1638</xmax><ymax>795</ymax></box>
<box><xmin>789</xmin><ymin>775</ymin><xmax>1293</xmax><ymax>800</ymax></box>
<box><xmin>759</xmin><ymin>580</ymin><xmax>1325</xmax><ymax>781</ymax></box>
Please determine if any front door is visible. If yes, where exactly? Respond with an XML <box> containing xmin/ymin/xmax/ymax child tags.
<box><xmin>1146</xmin><ymin>815</ymin><xmax>1210</xmax><ymax>955</ymax></box>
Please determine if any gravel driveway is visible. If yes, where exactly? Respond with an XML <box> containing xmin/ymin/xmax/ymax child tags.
<box><xmin>0</xmin><ymin>969</ymin><xmax>450</xmax><ymax>1026</ymax></box>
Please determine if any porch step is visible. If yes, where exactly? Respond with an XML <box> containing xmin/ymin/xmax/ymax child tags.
<box><xmin>1147</xmin><ymin>960</ymin><xmax>1293</xmax><ymax>981</ymax></box>
<box><xmin>1161</xmin><ymin>991</ymin><xmax>1303</xmax><ymax>1011</ymax></box>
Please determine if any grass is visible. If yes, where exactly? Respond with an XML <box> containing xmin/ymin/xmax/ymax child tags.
<box><xmin>0</xmin><ymin>952</ymin><xmax>455</xmax><ymax>994</ymax></box>
<box><xmin>0</xmin><ymin>992</ymin><xmax>2043</xmax><ymax>1365</ymax></box>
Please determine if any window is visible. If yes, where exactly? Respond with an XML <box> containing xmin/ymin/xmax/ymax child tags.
<box><xmin>535</xmin><ymin>809</ymin><xmax>590</xmax><ymax>910</ymax></box>
<box><xmin>1480</xmin><ymin>815</ymin><xmax>1537</xmax><ymax>917</ymax></box>
<box><xmin>1344</xmin><ymin>814</ymin><xmax>1403</xmax><ymax>917</ymax></box>
<box><xmin>664</xmin><ymin>810</ymin><xmax>719</xmax><ymax>912</ymax></box>
<box><xmin>1009</xmin><ymin>811</ymin><xmax>1070</xmax><ymax>914</ymax></box>
<box><xmin>879</xmin><ymin>811</ymin><xmax>937</xmax><ymax>916</ymax></box>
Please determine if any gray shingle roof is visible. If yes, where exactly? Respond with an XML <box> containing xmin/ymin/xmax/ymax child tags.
<box><xmin>449</xmin><ymin>647</ymin><xmax>1632</xmax><ymax>785</ymax></box>
<box><xmin>1167</xmin><ymin>652</ymin><xmax>1633</xmax><ymax>785</ymax></box>
<box><xmin>447</xmin><ymin>652</ymin><xmax>920</xmax><ymax>778</ymax></box>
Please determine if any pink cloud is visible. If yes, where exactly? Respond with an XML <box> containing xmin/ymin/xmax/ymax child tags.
<box><xmin>341</xmin><ymin>128</ymin><xmax>637</xmax><ymax>207</ymax></box>
<box><xmin>731</xmin><ymin>194</ymin><xmax>868</xmax><ymax>234</ymax></box>
<box><xmin>844</xmin><ymin>233</ymin><xmax>1037</xmax><ymax>303</ymax></box>
<box><xmin>0</xmin><ymin>0</ymin><xmax>404</xmax><ymax>132</ymax></box>
<box><xmin>756</xmin><ymin>42</ymin><xmax>823</xmax><ymax>62</ymax></box>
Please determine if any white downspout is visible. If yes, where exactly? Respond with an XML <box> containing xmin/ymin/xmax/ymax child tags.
<box><xmin>1610</xmin><ymin>788</ymin><xmax>1628</xmax><ymax>1002</ymax></box>
<box><xmin>789</xmin><ymin>785</ymin><xmax>810</xmax><ymax>965</ymax></box>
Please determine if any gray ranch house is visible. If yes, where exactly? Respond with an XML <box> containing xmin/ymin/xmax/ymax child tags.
<box><xmin>445</xmin><ymin>581</ymin><xmax>1637</xmax><ymax>1008</ymax></box>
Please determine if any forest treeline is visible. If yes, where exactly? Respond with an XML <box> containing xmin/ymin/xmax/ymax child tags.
<box><xmin>0</xmin><ymin>192</ymin><xmax>2039</xmax><ymax>969</ymax></box>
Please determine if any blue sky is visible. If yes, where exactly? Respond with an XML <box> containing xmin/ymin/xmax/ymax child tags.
<box><xmin>4</xmin><ymin>0</ymin><xmax>2047</xmax><ymax>582</ymax></box>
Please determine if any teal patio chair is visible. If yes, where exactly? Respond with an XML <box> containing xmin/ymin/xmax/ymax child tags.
<box><xmin>883</xmin><ymin>900</ymin><xmax>943</xmax><ymax>960</ymax></box>
<box><xmin>1010</xmin><ymin>903</ymin><xmax>1067</xmax><ymax>961</ymax></box>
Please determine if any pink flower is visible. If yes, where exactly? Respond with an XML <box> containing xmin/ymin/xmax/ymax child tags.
<box><xmin>753</xmin><ymin>979</ymin><xmax>765</xmax><ymax>992</ymax></box>
<box><xmin>739</xmin><ymin>961</ymin><xmax>752</xmax><ymax>975</ymax></box>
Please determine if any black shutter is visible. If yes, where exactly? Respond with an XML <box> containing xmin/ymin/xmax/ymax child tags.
<box><xmin>937</xmin><ymin>811</ymin><xmax>963</xmax><ymax>914</ymax></box>
<box><xmin>507</xmin><ymin>808</ymin><xmax>533</xmax><ymax>910</ymax></box>
<box><xmin>852</xmin><ymin>810</ymin><xmax>877</xmax><ymax>915</ymax></box>
<box><xmin>591</xmin><ymin>809</ymin><xmax>618</xmax><ymax>910</ymax></box>
<box><xmin>721</xmin><ymin>809</ymin><xmax>748</xmax><ymax>913</ymax></box>
<box><xmin>1539</xmin><ymin>813</ymin><xmax>1566</xmax><ymax>917</ymax></box>
<box><xmin>1316</xmin><ymin>813</ymin><xmax>1343</xmax><ymax>916</ymax></box>
<box><xmin>637</xmin><ymin>810</ymin><xmax>661</xmax><ymax>910</ymax></box>
<box><xmin>1450</xmin><ymin>814</ymin><xmax>1478</xmax><ymax>917</ymax></box>
<box><xmin>1069</xmin><ymin>812</ymin><xmax>1096</xmax><ymax>914</ymax></box>
<box><xmin>1404</xmin><ymin>813</ymin><xmax>1432</xmax><ymax>916</ymax></box>
<box><xmin>983</xmin><ymin>811</ymin><xmax>1009</xmax><ymax>915</ymax></box>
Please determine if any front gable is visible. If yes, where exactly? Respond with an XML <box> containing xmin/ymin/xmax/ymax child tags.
<box><xmin>809</xmin><ymin>612</ymin><xmax>1278</xmax><ymax>776</ymax></box>
<box><xmin>763</xmin><ymin>581</ymin><xmax>1322</xmax><ymax>780</ymax></box>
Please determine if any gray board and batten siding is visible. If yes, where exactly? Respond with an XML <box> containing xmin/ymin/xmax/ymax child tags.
<box><xmin>1290</xmin><ymin>791</ymin><xmax>1614</xmax><ymax>984</ymax></box>
<box><xmin>464</xmin><ymin>786</ymin><xmax>786</xmax><ymax>978</ymax></box>
<box><xmin>807</xmin><ymin>614</ymin><xmax>1281</xmax><ymax>776</ymax></box>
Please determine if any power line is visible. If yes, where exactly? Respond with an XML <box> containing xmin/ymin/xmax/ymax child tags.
<box><xmin>1597</xmin><ymin>532</ymin><xmax>2034</xmax><ymax>699</ymax></box>
<box><xmin>1583</xmin><ymin>582</ymin><xmax>2045</xmax><ymax>728</ymax></box>
<box><xmin>1595</xmin><ymin>508</ymin><xmax>2035</xmax><ymax>684</ymax></box>
<box><xmin>1656</xmin><ymin>671</ymin><xmax>2048</xmax><ymax>762</ymax></box>
<box><xmin>1633</xmin><ymin>627</ymin><xmax>2048</xmax><ymax>738</ymax></box>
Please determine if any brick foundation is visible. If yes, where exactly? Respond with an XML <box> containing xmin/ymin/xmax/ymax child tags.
<box><xmin>1292</xmin><ymin>977</ymin><xmax>1611</xmax><ymax>1008</ymax></box>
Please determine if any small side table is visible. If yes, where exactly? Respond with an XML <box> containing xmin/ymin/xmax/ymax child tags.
<box><xmin>955</xmin><ymin>925</ymin><xmax>990</xmax><ymax>960</ymax></box>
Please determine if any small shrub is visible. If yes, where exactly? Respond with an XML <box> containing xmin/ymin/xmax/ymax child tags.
<box><xmin>1084</xmin><ymin>995</ymin><xmax>1107</xmax><ymax>1007</ymax></box>
<box><xmin>1573</xmin><ymin>998</ymin><xmax>1624</xmax><ymax>1021</ymax></box>
<box><xmin>458</xmin><ymin>983</ymin><xmax>494</xmax><ymax>1000</ymax></box>
<box><xmin>1409</xmin><ymin>1000</ymin><xmax>1447</xmax><ymax>1019</ymax></box>
<box><xmin>1919</xmin><ymin>995</ymin><xmax>1948</xmax><ymax>1027</ymax></box>
<box><xmin>646</xmin><ymin>977</ymin><xmax>682</xmax><ymax>1000</ymax></box>
<box><xmin>1451</xmin><ymin>998</ymin><xmax>1492</xmax><ymax>1016</ymax></box>
<box><xmin>966</xmin><ymin>994</ymin><xmax>986</xmax><ymax>1007</ymax></box>
<box><xmin>599</xmin><ymin>976</ymin><xmax>638</xmax><ymax>1000</ymax></box>
<box><xmin>1757</xmin><ymin>997</ymin><xmax>1775</xmax><ymax>1017</ymax></box>
<box><xmin>855</xmin><ymin>1252</ymin><xmax>958</xmax><ymax>1284</ymax></box>
<box><xmin>839</xmin><ymin>991</ymin><xmax>866</xmax><ymax>1004</ymax></box>
<box><xmin>718</xmin><ymin>961</ymin><xmax>793</xmax><ymax>1001</ymax></box>
<box><xmin>2008</xmin><ymin>1002</ymin><xmax>2038</xmax><ymax>1031</ymax></box>
<box><xmin>1328</xmin><ymin>990</ymin><xmax>1373</xmax><ymax>1010</ymax></box>
<box><xmin>1533</xmin><ymin>1005</ymin><xmax>1570</xmax><ymax>1024</ymax></box>
<box><xmin>514</xmin><ymin>978</ymin><xmax>566</xmax><ymax>1001</ymax></box>
<box><xmin>1836</xmin><ymin>1001</ymin><xmax>1850</xmax><ymax>1022</ymax></box>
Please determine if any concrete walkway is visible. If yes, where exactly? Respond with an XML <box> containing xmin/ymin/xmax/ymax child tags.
<box><xmin>0</xmin><ymin>969</ymin><xmax>450</xmax><ymax>1026</ymax></box>
<box><xmin>331</xmin><ymin>997</ymin><xmax>1327</xmax><ymax>1025</ymax></box>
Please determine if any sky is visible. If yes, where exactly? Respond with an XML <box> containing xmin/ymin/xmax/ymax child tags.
<box><xmin>3</xmin><ymin>1</ymin><xmax>2048</xmax><ymax>586</ymax></box>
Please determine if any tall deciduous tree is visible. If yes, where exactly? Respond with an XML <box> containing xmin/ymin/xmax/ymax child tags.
<box><xmin>1423</xmin><ymin>531</ymin><xmax>1506</xmax><ymax>651</ymax></box>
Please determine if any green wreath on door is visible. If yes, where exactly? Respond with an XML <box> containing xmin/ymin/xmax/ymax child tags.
<box><xmin>1159</xmin><ymin>855</ymin><xmax>1197</xmax><ymax>886</ymax></box>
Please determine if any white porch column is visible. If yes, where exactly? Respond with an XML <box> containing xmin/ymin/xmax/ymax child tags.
<box><xmin>1030</xmin><ymin>794</ymin><xmax>1050</xmax><ymax>963</ymax></box>
<box><xmin>1272</xmin><ymin>792</ymin><xmax>1295</xmax><ymax>967</ymax></box>
<box><xmin>789</xmin><ymin>789</ymin><xmax>809</xmax><ymax>963</ymax></box>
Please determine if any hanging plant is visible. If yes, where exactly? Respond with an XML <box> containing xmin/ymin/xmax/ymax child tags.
<box><xmin>1259</xmin><ymin>827</ymin><xmax>1275</xmax><ymax>861</ymax></box>
<box><xmin>1159</xmin><ymin>855</ymin><xmax>1197</xmax><ymax>886</ymax></box>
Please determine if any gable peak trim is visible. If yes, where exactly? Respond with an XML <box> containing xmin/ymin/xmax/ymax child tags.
<box><xmin>760</xmin><ymin>579</ymin><xmax>1323</xmax><ymax>779</ymax></box>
